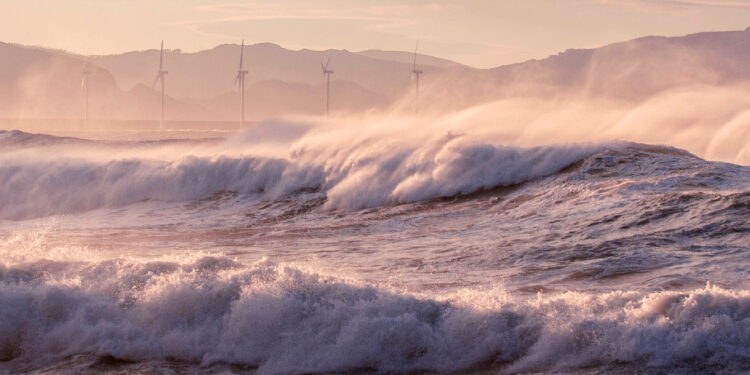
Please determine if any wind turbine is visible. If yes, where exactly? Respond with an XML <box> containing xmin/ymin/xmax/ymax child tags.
<box><xmin>152</xmin><ymin>40</ymin><xmax>168</xmax><ymax>128</ymax></box>
<box><xmin>81</xmin><ymin>66</ymin><xmax>92</xmax><ymax>124</ymax></box>
<box><xmin>234</xmin><ymin>39</ymin><xmax>248</xmax><ymax>126</ymax></box>
<box><xmin>412</xmin><ymin>42</ymin><xmax>423</xmax><ymax>114</ymax></box>
<box><xmin>321</xmin><ymin>52</ymin><xmax>334</xmax><ymax>116</ymax></box>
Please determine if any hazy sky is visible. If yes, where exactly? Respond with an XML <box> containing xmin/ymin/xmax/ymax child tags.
<box><xmin>3</xmin><ymin>0</ymin><xmax>750</xmax><ymax>68</ymax></box>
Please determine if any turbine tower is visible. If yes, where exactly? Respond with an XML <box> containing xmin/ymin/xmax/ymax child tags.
<box><xmin>412</xmin><ymin>42</ymin><xmax>423</xmax><ymax>114</ymax></box>
<box><xmin>81</xmin><ymin>66</ymin><xmax>92</xmax><ymax>124</ymax></box>
<box><xmin>152</xmin><ymin>40</ymin><xmax>168</xmax><ymax>128</ymax></box>
<box><xmin>234</xmin><ymin>39</ymin><xmax>248</xmax><ymax>126</ymax></box>
<box><xmin>321</xmin><ymin>53</ymin><xmax>334</xmax><ymax>116</ymax></box>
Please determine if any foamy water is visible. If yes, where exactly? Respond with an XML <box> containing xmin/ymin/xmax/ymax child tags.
<box><xmin>1</xmin><ymin>127</ymin><xmax>750</xmax><ymax>374</ymax></box>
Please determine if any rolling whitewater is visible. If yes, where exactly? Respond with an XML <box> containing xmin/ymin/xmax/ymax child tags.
<box><xmin>1</xmin><ymin>123</ymin><xmax>750</xmax><ymax>374</ymax></box>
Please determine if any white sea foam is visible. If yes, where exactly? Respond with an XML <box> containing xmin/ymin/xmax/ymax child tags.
<box><xmin>1</xmin><ymin>252</ymin><xmax>749</xmax><ymax>374</ymax></box>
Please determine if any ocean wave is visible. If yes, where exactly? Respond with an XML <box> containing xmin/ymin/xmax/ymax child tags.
<box><xmin>0</xmin><ymin>129</ymin><xmax>605</xmax><ymax>220</ymax></box>
<box><xmin>0</xmin><ymin>155</ymin><xmax>300</xmax><ymax>220</ymax></box>
<box><xmin>1</xmin><ymin>255</ymin><xmax>749</xmax><ymax>374</ymax></box>
<box><xmin>0</xmin><ymin>129</ymin><xmax>90</xmax><ymax>149</ymax></box>
<box><xmin>4</xmin><ymin>127</ymin><xmax>747</xmax><ymax>222</ymax></box>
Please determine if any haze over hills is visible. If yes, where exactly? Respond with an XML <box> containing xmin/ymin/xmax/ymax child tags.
<box><xmin>0</xmin><ymin>42</ymin><xmax>455</xmax><ymax>121</ymax></box>
<box><xmin>353</xmin><ymin>50</ymin><xmax>464</xmax><ymax>70</ymax></box>
<box><xmin>0</xmin><ymin>42</ymin><xmax>116</xmax><ymax>119</ymax></box>
<box><xmin>90</xmin><ymin>43</ymin><xmax>451</xmax><ymax>100</ymax></box>
<box><xmin>3</xmin><ymin>27</ymin><xmax>750</xmax><ymax>122</ymax></box>
<box><xmin>202</xmin><ymin>79</ymin><xmax>390</xmax><ymax>119</ymax></box>
<box><xmin>0</xmin><ymin>42</ymin><xmax>215</xmax><ymax>121</ymax></box>
<box><xmin>417</xmin><ymin>27</ymin><xmax>750</xmax><ymax>111</ymax></box>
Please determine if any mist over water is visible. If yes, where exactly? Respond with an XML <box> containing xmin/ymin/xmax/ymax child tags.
<box><xmin>408</xmin><ymin>82</ymin><xmax>750</xmax><ymax>166</ymax></box>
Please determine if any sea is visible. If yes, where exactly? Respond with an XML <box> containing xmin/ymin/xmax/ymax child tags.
<box><xmin>1</xmin><ymin>122</ymin><xmax>749</xmax><ymax>374</ymax></box>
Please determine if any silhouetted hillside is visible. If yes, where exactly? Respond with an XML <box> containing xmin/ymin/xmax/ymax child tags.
<box><xmin>418</xmin><ymin>27</ymin><xmax>750</xmax><ymax>111</ymax></box>
<box><xmin>5</xmin><ymin>27</ymin><xmax>750</xmax><ymax>121</ymax></box>
<box><xmin>0</xmin><ymin>42</ymin><xmax>210</xmax><ymax>120</ymax></box>
<box><xmin>89</xmin><ymin>43</ymin><xmax>453</xmax><ymax>101</ymax></box>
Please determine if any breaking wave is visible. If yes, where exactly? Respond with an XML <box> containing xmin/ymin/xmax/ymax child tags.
<box><xmin>1</xmin><ymin>254</ymin><xmax>750</xmax><ymax>374</ymax></box>
<box><xmin>0</xmin><ymin>130</ymin><xmax>602</xmax><ymax>220</ymax></box>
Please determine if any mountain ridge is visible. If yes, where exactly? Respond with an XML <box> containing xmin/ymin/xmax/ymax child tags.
<box><xmin>3</xmin><ymin>26</ymin><xmax>750</xmax><ymax>121</ymax></box>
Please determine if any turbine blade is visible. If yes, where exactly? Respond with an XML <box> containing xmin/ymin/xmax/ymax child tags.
<box><xmin>413</xmin><ymin>41</ymin><xmax>419</xmax><ymax>70</ymax></box>
<box><xmin>152</xmin><ymin>73</ymin><xmax>160</xmax><ymax>88</ymax></box>
<box><xmin>159</xmin><ymin>40</ymin><xmax>164</xmax><ymax>71</ymax></box>
<box><xmin>321</xmin><ymin>61</ymin><xmax>326</xmax><ymax>72</ymax></box>
<box><xmin>234</xmin><ymin>72</ymin><xmax>240</xmax><ymax>86</ymax></box>
<box><xmin>239</xmin><ymin>39</ymin><xmax>244</xmax><ymax>70</ymax></box>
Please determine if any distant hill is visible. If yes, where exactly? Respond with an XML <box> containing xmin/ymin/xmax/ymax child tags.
<box><xmin>88</xmin><ymin>43</ymin><xmax>456</xmax><ymax>101</ymax></box>
<box><xmin>354</xmin><ymin>50</ymin><xmax>464</xmax><ymax>69</ymax></box>
<box><xmin>0</xmin><ymin>42</ymin><xmax>113</xmax><ymax>119</ymax></box>
<box><xmin>202</xmin><ymin>79</ymin><xmax>390</xmax><ymax>119</ymax></box>
<box><xmin>5</xmin><ymin>27</ymin><xmax>750</xmax><ymax>121</ymax></box>
<box><xmin>418</xmin><ymin>27</ymin><xmax>750</xmax><ymax>111</ymax></box>
<box><xmin>0</xmin><ymin>42</ymin><xmax>214</xmax><ymax>120</ymax></box>
<box><xmin>1</xmin><ymin>41</ymin><xmax>454</xmax><ymax>121</ymax></box>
